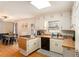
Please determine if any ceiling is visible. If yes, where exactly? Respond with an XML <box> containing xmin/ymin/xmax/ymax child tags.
<box><xmin>0</xmin><ymin>1</ymin><xmax>74</xmax><ymax>21</ymax></box>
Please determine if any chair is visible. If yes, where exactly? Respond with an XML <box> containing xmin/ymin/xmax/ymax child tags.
<box><xmin>10</xmin><ymin>37</ymin><xmax>14</xmax><ymax>44</ymax></box>
<box><xmin>2</xmin><ymin>36</ymin><xmax>7</xmax><ymax>45</ymax></box>
<box><xmin>10</xmin><ymin>36</ymin><xmax>17</xmax><ymax>44</ymax></box>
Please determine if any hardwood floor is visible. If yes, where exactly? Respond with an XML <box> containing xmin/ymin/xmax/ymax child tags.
<box><xmin>28</xmin><ymin>52</ymin><xmax>47</xmax><ymax>57</ymax></box>
<box><xmin>0</xmin><ymin>42</ymin><xmax>47</xmax><ymax>57</ymax></box>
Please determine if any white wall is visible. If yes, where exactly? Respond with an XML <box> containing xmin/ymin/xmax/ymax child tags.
<box><xmin>72</xmin><ymin>2</ymin><xmax>79</xmax><ymax>51</ymax></box>
<box><xmin>0</xmin><ymin>21</ymin><xmax>14</xmax><ymax>33</ymax></box>
<box><xmin>16</xmin><ymin>18</ymin><xmax>34</xmax><ymax>35</ymax></box>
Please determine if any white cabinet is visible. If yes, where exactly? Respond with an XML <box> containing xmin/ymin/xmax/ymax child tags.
<box><xmin>27</xmin><ymin>38</ymin><xmax>41</xmax><ymax>55</ymax></box>
<box><xmin>35</xmin><ymin>17</ymin><xmax>45</xmax><ymax>30</ymax></box>
<box><xmin>50</xmin><ymin>39</ymin><xmax>63</xmax><ymax>54</ymax></box>
<box><xmin>61</xmin><ymin>12</ymin><xmax>71</xmax><ymax>30</ymax></box>
<box><xmin>61</xmin><ymin>19</ymin><xmax>71</xmax><ymax>30</ymax></box>
<box><xmin>36</xmin><ymin>38</ymin><xmax>41</xmax><ymax>48</ymax></box>
<box><xmin>18</xmin><ymin>37</ymin><xmax>41</xmax><ymax>56</ymax></box>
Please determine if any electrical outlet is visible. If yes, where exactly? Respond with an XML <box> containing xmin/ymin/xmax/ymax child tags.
<box><xmin>75</xmin><ymin>50</ymin><xmax>79</xmax><ymax>57</ymax></box>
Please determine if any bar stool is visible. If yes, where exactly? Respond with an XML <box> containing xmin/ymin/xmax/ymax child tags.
<box><xmin>2</xmin><ymin>36</ymin><xmax>6</xmax><ymax>44</ymax></box>
<box><xmin>3</xmin><ymin>37</ymin><xmax>10</xmax><ymax>45</ymax></box>
<box><xmin>5</xmin><ymin>37</ymin><xmax>10</xmax><ymax>45</ymax></box>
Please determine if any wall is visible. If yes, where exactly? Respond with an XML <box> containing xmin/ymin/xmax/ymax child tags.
<box><xmin>72</xmin><ymin>2</ymin><xmax>79</xmax><ymax>51</ymax></box>
<box><xmin>0</xmin><ymin>21</ymin><xmax>14</xmax><ymax>33</ymax></box>
<box><xmin>16</xmin><ymin>11</ymin><xmax>71</xmax><ymax>35</ymax></box>
<box><xmin>34</xmin><ymin>11</ymin><xmax>71</xmax><ymax>31</ymax></box>
<box><xmin>16</xmin><ymin>18</ymin><xmax>34</xmax><ymax>35</ymax></box>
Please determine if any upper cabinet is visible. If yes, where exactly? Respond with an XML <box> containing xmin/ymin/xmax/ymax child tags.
<box><xmin>35</xmin><ymin>12</ymin><xmax>71</xmax><ymax>31</ymax></box>
<box><xmin>35</xmin><ymin>18</ymin><xmax>45</xmax><ymax>30</ymax></box>
<box><xmin>61</xmin><ymin>12</ymin><xmax>71</xmax><ymax>30</ymax></box>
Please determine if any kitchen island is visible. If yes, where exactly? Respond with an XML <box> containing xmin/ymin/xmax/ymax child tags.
<box><xmin>17</xmin><ymin>36</ymin><xmax>41</xmax><ymax>56</ymax></box>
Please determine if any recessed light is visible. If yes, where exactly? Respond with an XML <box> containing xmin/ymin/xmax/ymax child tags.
<box><xmin>30</xmin><ymin>1</ymin><xmax>51</xmax><ymax>9</ymax></box>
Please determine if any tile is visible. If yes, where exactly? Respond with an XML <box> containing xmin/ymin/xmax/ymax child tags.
<box><xmin>37</xmin><ymin>49</ymin><xmax>63</xmax><ymax>57</ymax></box>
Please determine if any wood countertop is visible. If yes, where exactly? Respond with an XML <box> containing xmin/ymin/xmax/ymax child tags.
<box><xmin>19</xmin><ymin>35</ymin><xmax>75</xmax><ymax>49</ymax></box>
<box><xmin>62</xmin><ymin>37</ymin><xmax>75</xmax><ymax>49</ymax></box>
<box><xmin>40</xmin><ymin>35</ymin><xmax>75</xmax><ymax>49</ymax></box>
<box><xmin>41</xmin><ymin>35</ymin><xmax>51</xmax><ymax>38</ymax></box>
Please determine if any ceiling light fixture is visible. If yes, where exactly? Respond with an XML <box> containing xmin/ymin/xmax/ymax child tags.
<box><xmin>30</xmin><ymin>1</ymin><xmax>51</xmax><ymax>9</ymax></box>
<box><xmin>0</xmin><ymin>16</ymin><xmax>8</xmax><ymax>21</ymax></box>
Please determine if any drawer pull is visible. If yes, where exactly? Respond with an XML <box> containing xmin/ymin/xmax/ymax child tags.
<box><xmin>34</xmin><ymin>43</ymin><xmax>36</xmax><ymax>45</ymax></box>
<box><xmin>55</xmin><ymin>43</ymin><xmax>58</xmax><ymax>46</ymax></box>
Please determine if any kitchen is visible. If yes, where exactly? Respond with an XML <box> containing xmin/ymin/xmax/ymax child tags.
<box><xmin>16</xmin><ymin>1</ymin><xmax>75</xmax><ymax>56</ymax></box>
<box><xmin>0</xmin><ymin>1</ymin><xmax>78</xmax><ymax>57</ymax></box>
<box><xmin>17</xmin><ymin>19</ymin><xmax>75</xmax><ymax>57</ymax></box>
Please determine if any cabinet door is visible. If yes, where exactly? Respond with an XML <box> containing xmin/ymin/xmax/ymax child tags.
<box><xmin>54</xmin><ymin>40</ymin><xmax>63</xmax><ymax>54</ymax></box>
<box><xmin>27</xmin><ymin>40</ymin><xmax>35</xmax><ymax>54</ymax></box>
<box><xmin>27</xmin><ymin>38</ymin><xmax>40</xmax><ymax>54</ymax></box>
<box><xmin>35</xmin><ymin>18</ymin><xmax>44</xmax><ymax>30</ymax></box>
<box><xmin>33</xmin><ymin>38</ymin><xmax>41</xmax><ymax>49</ymax></box>
<box><xmin>33</xmin><ymin>39</ymin><xmax>38</xmax><ymax>49</ymax></box>
<box><xmin>50</xmin><ymin>39</ymin><xmax>56</xmax><ymax>52</ymax></box>
<box><xmin>61</xmin><ymin>18</ymin><xmax>71</xmax><ymax>30</ymax></box>
<box><xmin>36</xmin><ymin>38</ymin><xmax>41</xmax><ymax>48</ymax></box>
<box><xmin>50</xmin><ymin>39</ymin><xmax>63</xmax><ymax>54</ymax></box>
<box><xmin>27</xmin><ymin>42</ymin><xmax>34</xmax><ymax>53</ymax></box>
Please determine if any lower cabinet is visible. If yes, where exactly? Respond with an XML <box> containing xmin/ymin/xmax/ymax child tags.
<box><xmin>37</xmin><ymin>38</ymin><xmax>41</xmax><ymax>48</ymax></box>
<box><xmin>27</xmin><ymin>38</ymin><xmax>41</xmax><ymax>55</ymax></box>
<box><xmin>18</xmin><ymin>37</ymin><xmax>41</xmax><ymax>56</ymax></box>
<box><xmin>50</xmin><ymin>39</ymin><xmax>63</xmax><ymax>54</ymax></box>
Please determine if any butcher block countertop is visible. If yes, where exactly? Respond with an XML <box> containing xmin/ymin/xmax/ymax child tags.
<box><xmin>19</xmin><ymin>35</ymin><xmax>75</xmax><ymax>49</ymax></box>
<box><xmin>62</xmin><ymin>37</ymin><xmax>75</xmax><ymax>49</ymax></box>
<box><xmin>41</xmin><ymin>35</ymin><xmax>51</xmax><ymax>38</ymax></box>
<box><xmin>40</xmin><ymin>35</ymin><xmax>75</xmax><ymax>49</ymax></box>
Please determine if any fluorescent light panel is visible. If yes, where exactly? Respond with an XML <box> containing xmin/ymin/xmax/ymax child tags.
<box><xmin>31</xmin><ymin>1</ymin><xmax>51</xmax><ymax>9</ymax></box>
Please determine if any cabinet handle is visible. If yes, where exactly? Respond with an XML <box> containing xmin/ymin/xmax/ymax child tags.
<box><xmin>34</xmin><ymin>43</ymin><xmax>36</xmax><ymax>45</ymax></box>
<box><xmin>55</xmin><ymin>43</ymin><xmax>58</xmax><ymax>46</ymax></box>
<box><xmin>66</xmin><ymin>48</ymin><xmax>71</xmax><ymax>50</ymax></box>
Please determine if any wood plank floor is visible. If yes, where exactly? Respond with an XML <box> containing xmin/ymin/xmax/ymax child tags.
<box><xmin>0</xmin><ymin>43</ymin><xmax>47</xmax><ymax>57</ymax></box>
